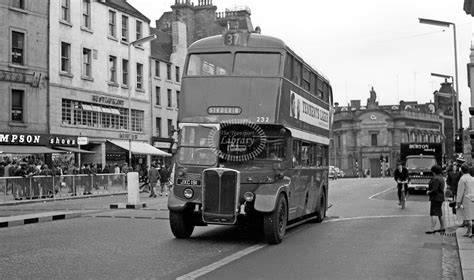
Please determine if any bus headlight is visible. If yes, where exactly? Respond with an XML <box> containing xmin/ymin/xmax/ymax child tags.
<box><xmin>244</xmin><ymin>192</ymin><xmax>255</xmax><ymax>202</ymax></box>
<box><xmin>183</xmin><ymin>188</ymin><xmax>194</xmax><ymax>199</ymax></box>
<box><xmin>277</xmin><ymin>172</ymin><xmax>284</xmax><ymax>179</ymax></box>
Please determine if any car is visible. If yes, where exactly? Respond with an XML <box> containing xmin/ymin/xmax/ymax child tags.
<box><xmin>329</xmin><ymin>166</ymin><xmax>337</xmax><ymax>180</ymax></box>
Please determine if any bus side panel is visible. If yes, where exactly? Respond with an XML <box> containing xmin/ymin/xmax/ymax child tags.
<box><xmin>253</xmin><ymin>180</ymin><xmax>290</xmax><ymax>213</ymax></box>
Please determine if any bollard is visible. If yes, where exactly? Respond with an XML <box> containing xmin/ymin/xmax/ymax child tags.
<box><xmin>127</xmin><ymin>172</ymin><xmax>140</xmax><ymax>205</ymax></box>
<box><xmin>110</xmin><ymin>172</ymin><xmax>146</xmax><ymax>209</ymax></box>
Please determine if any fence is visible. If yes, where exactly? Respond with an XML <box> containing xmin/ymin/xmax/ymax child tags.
<box><xmin>0</xmin><ymin>173</ymin><xmax>126</xmax><ymax>204</ymax></box>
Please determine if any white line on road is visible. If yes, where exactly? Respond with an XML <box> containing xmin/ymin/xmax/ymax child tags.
<box><xmin>368</xmin><ymin>186</ymin><xmax>395</xmax><ymax>200</ymax></box>
<box><xmin>176</xmin><ymin>243</ymin><xmax>267</xmax><ymax>280</ymax></box>
<box><xmin>324</xmin><ymin>214</ymin><xmax>427</xmax><ymax>223</ymax></box>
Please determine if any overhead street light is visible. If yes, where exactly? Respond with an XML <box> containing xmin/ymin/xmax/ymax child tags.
<box><xmin>419</xmin><ymin>17</ymin><xmax>460</xmax><ymax>131</ymax></box>
<box><xmin>127</xmin><ymin>34</ymin><xmax>157</xmax><ymax>166</ymax></box>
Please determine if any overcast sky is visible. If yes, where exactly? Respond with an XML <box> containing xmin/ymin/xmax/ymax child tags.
<box><xmin>130</xmin><ymin>0</ymin><xmax>473</xmax><ymax>126</ymax></box>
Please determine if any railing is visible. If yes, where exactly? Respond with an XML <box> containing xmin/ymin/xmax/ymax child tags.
<box><xmin>0</xmin><ymin>173</ymin><xmax>126</xmax><ymax>204</ymax></box>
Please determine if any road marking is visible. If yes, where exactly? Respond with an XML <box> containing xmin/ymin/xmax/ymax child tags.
<box><xmin>368</xmin><ymin>186</ymin><xmax>395</xmax><ymax>200</ymax></box>
<box><xmin>176</xmin><ymin>243</ymin><xmax>267</xmax><ymax>280</ymax></box>
<box><xmin>324</xmin><ymin>214</ymin><xmax>427</xmax><ymax>223</ymax></box>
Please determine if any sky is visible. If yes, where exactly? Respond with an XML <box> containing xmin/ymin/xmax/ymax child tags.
<box><xmin>130</xmin><ymin>0</ymin><xmax>473</xmax><ymax>126</ymax></box>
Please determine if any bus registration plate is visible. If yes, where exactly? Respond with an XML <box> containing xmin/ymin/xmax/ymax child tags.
<box><xmin>177</xmin><ymin>178</ymin><xmax>201</xmax><ymax>186</ymax></box>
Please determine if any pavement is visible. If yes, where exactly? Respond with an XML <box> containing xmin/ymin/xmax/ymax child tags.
<box><xmin>1</xmin><ymin>192</ymin><xmax>473</xmax><ymax>279</ymax></box>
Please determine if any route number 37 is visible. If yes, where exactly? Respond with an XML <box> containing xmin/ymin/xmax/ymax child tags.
<box><xmin>256</xmin><ymin>117</ymin><xmax>269</xmax><ymax>123</ymax></box>
<box><xmin>224</xmin><ymin>33</ymin><xmax>240</xmax><ymax>46</ymax></box>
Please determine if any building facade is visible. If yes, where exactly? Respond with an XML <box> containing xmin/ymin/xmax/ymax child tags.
<box><xmin>49</xmin><ymin>0</ymin><xmax>154</xmax><ymax>168</ymax></box>
<box><xmin>332</xmin><ymin>88</ymin><xmax>444</xmax><ymax>177</ymax></box>
<box><xmin>149</xmin><ymin>21</ymin><xmax>187</xmax><ymax>162</ymax></box>
<box><xmin>0</xmin><ymin>0</ymin><xmax>49</xmax><ymax>139</ymax></box>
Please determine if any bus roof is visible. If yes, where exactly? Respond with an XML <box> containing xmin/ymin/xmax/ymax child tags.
<box><xmin>189</xmin><ymin>33</ymin><xmax>286</xmax><ymax>50</ymax></box>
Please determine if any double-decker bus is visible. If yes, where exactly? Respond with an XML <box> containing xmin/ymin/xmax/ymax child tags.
<box><xmin>168</xmin><ymin>29</ymin><xmax>333</xmax><ymax>244</ymax></box>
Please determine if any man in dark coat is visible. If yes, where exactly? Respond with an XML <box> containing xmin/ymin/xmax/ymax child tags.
<box><xmin>426</xmin><ymin>165</ymin><xmax>445</xmax><ymax>234</ymax></box>
<box><xmin>394</xmin><ymin>161</ymin><xmax>409</xmax><ymax>206</ymax></box>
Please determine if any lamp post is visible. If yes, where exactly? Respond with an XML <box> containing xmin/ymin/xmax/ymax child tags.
<box><xmin>127</xmin><ymin>34</ymin><xmax>157</xmax><ymax>166</ymax></box>
<box><xmin>431</xmin><ymin>73</ymin><xmax>455</xmax><ymax>150</ymax></box>
<box><xmin>419</xmin><ymin>18</ymin><xmax>460</xmax><ymax>131</ymax></box>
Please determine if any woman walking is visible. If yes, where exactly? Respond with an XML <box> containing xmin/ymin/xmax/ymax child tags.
<box><xmin>457</xmin><ymin>163</ymin><xmax>474</xmax><ymax>237</ymax></box>
<box><xmin>148</xmin><ymin>163</ymin><xmax>160</xmax><ymax>198</ymax></box>
<box><xmin>425</xmin><ymin>165</ymin><xmax>445</xmax><ymax>234</ymax></box>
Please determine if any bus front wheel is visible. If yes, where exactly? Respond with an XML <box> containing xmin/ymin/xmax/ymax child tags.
<box><xmin>263</xmin><ymin>194</ymin><xmax>288</xmax><ymax>244</ymax></box>
<box><xmin>169</xmin><ymin>210</ymin><xmax>195</xmax><ymax>238</ymax></box>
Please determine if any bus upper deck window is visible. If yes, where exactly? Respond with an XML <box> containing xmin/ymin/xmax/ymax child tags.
<box><xmin>234</xmin><ymin>53</ymin><xmax>280</xmax><ymax>76</ymax></box>
<box><xmin>186</xmin><ymin>53</ymin><xmax>232</xmax><ymax>76</ymax></box>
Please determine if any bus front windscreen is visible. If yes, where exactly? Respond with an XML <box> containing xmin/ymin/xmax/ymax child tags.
<box><xmin>186</xmin><ymin>52</ymin><xmax>281</xmax><ymax>77</ymax></box>
<box><xmin>178</xmin><ymin>125</ymin><xmax>218</xmax><ymax>166</ymax></box>
<box><xmin>405</xmin><ymin>157</ymin><xmax>437</xmax><ymax>170</ymax></box>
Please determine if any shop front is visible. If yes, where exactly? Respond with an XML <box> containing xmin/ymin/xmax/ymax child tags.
<box><xmin>0</xmin><ymin>133</ymin><xmax>84</xmax><ymax>166</ymax></box>
<box><xmin>105</xmin><ymin>139</ymin><xmax>171</xmax><ymax>171</ymax></box>
<box><xmin>152</xmin><ymin>137</ymin><xmax>176</xmax><ymax>166</ymax></box>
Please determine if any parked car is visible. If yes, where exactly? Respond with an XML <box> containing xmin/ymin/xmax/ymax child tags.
<box><xmin>329</xmin><ymin>166</ymin><xmax>337</xmax><ymax>180</ymax></box>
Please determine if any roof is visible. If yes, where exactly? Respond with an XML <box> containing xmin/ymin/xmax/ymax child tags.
<box><xmin>189</xmin><ymin>33</ymin><xmax>285</xmax><ymax>50</ymax></box>
<box><xmin>103</xmin><ymin>0</ymin><xmax>150</xmax><ymax>23</ymax></box>
<box><xmin>150</xmin><ymin>28</ymin><xmax>172</xmax><ymax>61</ymax></box>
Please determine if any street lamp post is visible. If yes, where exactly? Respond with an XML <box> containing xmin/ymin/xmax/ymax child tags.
<box><xmin>419</xmin><ymin>18</ymin><xmax>460</xmax><ymax>131</ymax></box>
<box><xmin>127</xmin><ymin>34</ymin><xmax>157</xmax><ymax>167</ymax></box>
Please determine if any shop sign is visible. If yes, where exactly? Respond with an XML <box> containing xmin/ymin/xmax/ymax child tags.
<box><xmin>119</xmin><ymin>133</ymin><xmax>138</xmax><ymax>140</ymax></box>
<box><xmin>0</xmin><ymin>133</ymin><xmax>41</xmax><ymax>144</ymax></box>
<box><xmin>92</xmin><ymin>95</ymin><xmax>125</xmax><ymax>107</ymax></box>
<box><xmin>153</xmin><ymin>142</ymin><xmax>171</xmax><ymax>149</ymax></box>
<box><xmin>77</xmin><ymin>137</ymin><xmax>89</xmax><ymax>145</ymax></box>
<box><xmin>49</xmin><ymin>135</ymin><xmax>77</xmax><ymax>146</ymax></box>
<box><xmin>0</xmin><ymin>70</ymin><xmax>41</xmax><ymax>87</ymax></box>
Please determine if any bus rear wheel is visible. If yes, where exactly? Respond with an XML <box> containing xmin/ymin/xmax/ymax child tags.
<box><xmin>263</xmin><ymin>194</ymin><xmax>288</xmax><ymax>244</ymax></box>
<box><xmin>314</xmin><ymin>191</ymin><xmax>326</xmax><ymax>223</ymax></box>
<box><xmin>169</xmin><ymin>210</ymin><xmax>195</xmax><ymax>238</ymax></box>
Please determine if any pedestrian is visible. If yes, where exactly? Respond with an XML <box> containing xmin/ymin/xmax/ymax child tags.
<box><xmin>447</xmin><ymin>161</ymin><xmax>462</xmax><ymax>215</ymax></box>
<box><xmin>425</xmin><ymin>165</ymin><xmax>445</xmax><ymax>234</ymax></box>
<box><xmin>159</xmin><ymin>164</ymin><xmax>170</xmax><ymax>196</ymax></box>
<box><xmin>393</xmin><ymin>161</ymin><xmax>409</xmax><ymax>206</ymax></box>
<box><xmin>148</xmin><ymin>163</ymin><xmax>160</xmax><ymax>198</ymax></box>
<box><xmin>456</xmin><ymin>163</ymin><xmax>474</xmax><ymax>238</ymax></box>
<box><xmin>82</xmin><ymin>164</ymin><xmax>93</xmax><ymax>195</ymax></box>
<box><xmin>0</xmin><ymin>161</ymin><xmax>5</xmax><ymax>195</ymax></box>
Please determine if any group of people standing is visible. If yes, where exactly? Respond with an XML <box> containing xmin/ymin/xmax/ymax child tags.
<box><xmin>145</xmin><ymin>162</ymin><xmax>171</xmax><ymax>198</ymax></box>
<box><xmin>393</xmin><ymin>157</ymin><xmax>474</xmax><ymax>236</ymax></box>
<box><xmin>445</xmin><ymin>157</ymin><xmax>474</xmax><ymax>238</ymax></box>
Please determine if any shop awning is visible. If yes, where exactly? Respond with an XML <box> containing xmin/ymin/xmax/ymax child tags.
<box><xmin>107</xmin><ymin>140</ymin><xmax>171</xmax><ymax>157</ymax></box>
<box><xmin>55</xmin><ymin>147</ymin><xmax>96</xmax><ymax>154</ymax></box>
<box><xmin>0</xmin><ymin>145</ymin><xmax>63</xmax><ymax>154</ymax></box>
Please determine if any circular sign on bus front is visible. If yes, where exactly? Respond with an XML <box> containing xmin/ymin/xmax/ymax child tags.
<box><xmin>208</xmin><ymin>119</ymin><xmax>267</xmax><ymax>162</ymax></box>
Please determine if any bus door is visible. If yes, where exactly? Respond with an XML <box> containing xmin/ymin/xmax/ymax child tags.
<box><xmin>290</xmin><ymin>140</ymin><xmax>306</xmax><ymax>219</ymax></box>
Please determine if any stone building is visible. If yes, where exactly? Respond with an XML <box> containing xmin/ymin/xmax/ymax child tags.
<box><xmin>155</xmin><ymin>0</ymin><xmax>254</xmax><ymax>47</ymax></box>
<box><xmin>149</xmin><ymin>0</ymin><xmax>256</xmax><ymax>165</ymax></box>
<box><xmin>332</xmin><ymin>87</ymin><xmax>444</xmax><ymax>177</ymax></box>
<box><xmin>0</xmin><ymin>0</ymin><xmax>49</xmax><ymax>144</ymax></box>
<box><xmin>49</xmin><ymin>0</ymin><xmax>160</xmax><ymax>168</ymax></box>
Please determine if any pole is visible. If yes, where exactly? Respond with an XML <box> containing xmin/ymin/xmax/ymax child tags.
<box><xmin>453</xmin><ymin>23</ymin><xmax>460</xmax><ymax>131</ymax></box>
<box><xmin>128</xmin><ymin>44</ymin><xmax>132</xmax><ymax>167</ymax></box>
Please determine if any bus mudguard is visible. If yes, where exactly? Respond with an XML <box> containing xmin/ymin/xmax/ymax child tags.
<box><xmin>253</xmin><ymin>177</ymin><xmax>291</xmax><ymax>212</ymax></box>
<box><xmin>168</xmin><ymin>190</ymin><xmax>189</xmax><ymax>212</ymax></box>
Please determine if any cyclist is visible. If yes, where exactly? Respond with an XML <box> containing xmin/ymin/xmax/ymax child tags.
<box><xmin>394</xmin><ymin>161</ymin><xmax>409</xmax><ymax>206</ymax></box>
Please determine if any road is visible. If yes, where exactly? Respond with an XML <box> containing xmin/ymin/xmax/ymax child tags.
<box><xmin>0</xmin><ymin>178</ymin><xmax>462</xmax><ymax>279</ymax></box>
